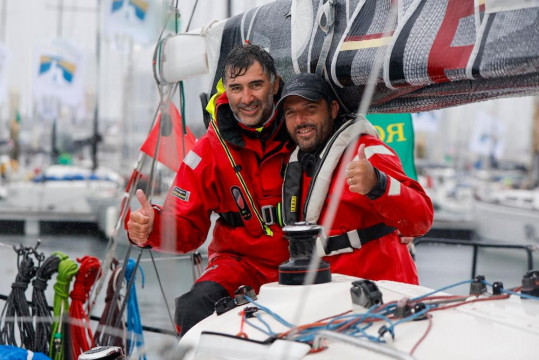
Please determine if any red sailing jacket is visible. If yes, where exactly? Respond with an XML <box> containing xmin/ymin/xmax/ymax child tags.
<box><xmin>141</xmin><ymin>92</ymin><xmax>293</xmax><ymax>276</ymax></box>
<box><xmin>283</xmin><ymin>118</ymin><xmax>433</xmax><ymax>284</ymax></box>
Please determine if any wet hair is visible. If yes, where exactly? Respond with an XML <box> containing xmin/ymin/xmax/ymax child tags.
<box><xmin>222</xmin><ymin>44</ymin><xmax>277</xmax><ymax>84</ymax></box>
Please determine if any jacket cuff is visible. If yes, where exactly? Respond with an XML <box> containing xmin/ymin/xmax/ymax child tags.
<box><xmin>366</xmin><ymin>167</ymin><xmax>387</xmax><ymax>200</ymax></box>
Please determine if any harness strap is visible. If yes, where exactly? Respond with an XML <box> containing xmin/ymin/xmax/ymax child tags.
<box><xmin>219</xmin><ymin>204</ymin><xmax>280</xmax><ymax>228</ymax></box>
<box><xmin>210</xmin><ymin>120</ymin><xmax>273</xmax><ymax>236</ymax></box>
<box><xmin>317</xmin><ymin>223</ymin><xmax>396</xmax><ymax>257</ymax></box>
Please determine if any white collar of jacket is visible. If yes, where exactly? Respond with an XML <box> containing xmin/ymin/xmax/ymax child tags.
<box><xmin>283</xmin><ymin>116</ymin><xmax>379</xmax><ymax>225</ymax></box>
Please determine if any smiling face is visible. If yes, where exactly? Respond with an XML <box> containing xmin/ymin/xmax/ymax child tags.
<box><xmin>223</xmin><ymin>61</ymin><xmax>279</xmax><ymax>127</ymax></box>
<box><xmin>284</xmin><ymin>96</ymin><xmax>339</xmax><ymax>152</ymax></box>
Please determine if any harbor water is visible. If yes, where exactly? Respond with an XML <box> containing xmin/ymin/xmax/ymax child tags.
<box><xmin>0</xmin><ymin>231</ymin><xmax>537</xmax><ymax>354</ymax></box>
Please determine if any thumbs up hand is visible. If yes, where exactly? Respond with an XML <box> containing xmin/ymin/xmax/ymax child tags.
<box><xmin>346</xmin><ymin>144</ymin><xmax>378</xmax><ymax>195</ymax></box>
<box><xmin>127</xmin><ymin>189</ymin><xmax>155</xmax><ymax>245</ymax></box>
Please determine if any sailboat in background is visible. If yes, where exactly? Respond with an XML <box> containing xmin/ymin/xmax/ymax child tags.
<box><xmin>472</xmin><ymin>97</ymin><xmax>539</xmax><ymax>244</ymax></box>
<box><xmin>0</xmin><ymin>4</ymin><xmax>133</xmax><ymax>238</ymax></box>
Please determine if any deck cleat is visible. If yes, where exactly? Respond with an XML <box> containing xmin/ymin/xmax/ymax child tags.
<box><xmin>350</xmin><ymin>280</ymin><xmax>383</xmax><ymax>309</ymax></box>
<box><xmin>470</xmin><ymin>275</ymin><xmax>487</xmax><ymax>296</ymax></box>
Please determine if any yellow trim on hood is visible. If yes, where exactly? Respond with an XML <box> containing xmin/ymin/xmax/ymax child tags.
<box><xmin>205</xmin><ymin>78</ymin><xmax>226</xmax><ymax>119</ymax></box>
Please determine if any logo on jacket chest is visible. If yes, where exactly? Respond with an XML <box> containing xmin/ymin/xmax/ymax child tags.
<box><xmin>231</xmin><ymin>186</ymin><xmax>252</xmax><ymax>220</ymax></box>
<box><xmin>172</xmin><ymin>186</ymin><xmax>190</xmax><ymax>202</ymax></box>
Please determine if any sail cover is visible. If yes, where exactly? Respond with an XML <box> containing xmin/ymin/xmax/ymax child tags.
<box><xmin>163</xmin><ymin>0</ymin><xmax>539</xmax><ymax>114</ymax></box>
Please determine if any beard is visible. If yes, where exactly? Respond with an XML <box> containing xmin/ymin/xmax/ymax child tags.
<box><xmin>293</xmin><ymin>115</ymin><xmax>333</xmax><ymax>152</ymax></box>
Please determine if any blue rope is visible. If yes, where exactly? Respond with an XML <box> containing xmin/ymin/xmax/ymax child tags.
<box><xmin>0</xmin><ymin>345</ymin><xmax>51</xmax><ymax>359</ymax></box>
<box><xmin>124</xmin><ymin>259</ymin><xmax>146</xmax><ymax>360</ymax></box>
<box><xmin>482</xmin><ymin>280</ymin><xmax>539</xmax><ymax>300</ymax></box>
<box><xmin>244</xmin><ymin>295</ymin><xmax>295</xmax><ymax>328</ymax></box>
<box><xmin>411</xmin><ymin>279</ymin><xmax>473</xmax><ymax>302</ymax></box>
<box><xmin>243</xmin><ymin>278</ymin><xmax>538</xmax><ymax>347</ymax></box>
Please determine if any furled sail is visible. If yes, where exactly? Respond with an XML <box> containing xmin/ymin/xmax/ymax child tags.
<box><xmin>157</xmin><ymin>0</ymin><xmax>539</xmax><ymax>113</ymax></box>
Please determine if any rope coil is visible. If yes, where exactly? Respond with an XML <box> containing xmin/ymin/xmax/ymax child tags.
<box><xmin>32</xmin><ymin>254</ymin><xmax>62</xmax><ymax>354</ymax></box>
<box><xmin>49</xmin><ymin>253</ymin><xmax>78</xmax><ymax>360</ymax></box>
<box><xmin>0</xmin><ymin>245</ymin><xmax>38</xmax><ymax>350</ymax></box>
<box><xmin>69</xmin><ymin>256</ymin><xmax>101</xmax><ymax>359</ymax></box>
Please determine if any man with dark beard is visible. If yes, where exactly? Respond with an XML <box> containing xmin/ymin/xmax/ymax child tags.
<box><xmin>279</xmin><ymin>73</ymin><xmax>433</xmax><ymax>284</ymax></box>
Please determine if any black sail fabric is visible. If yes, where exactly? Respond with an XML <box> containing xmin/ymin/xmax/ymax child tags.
<box><xmin>210</xmin><ymin>0</ymin><xmax>539</xmax><ymax>114</ymax></box>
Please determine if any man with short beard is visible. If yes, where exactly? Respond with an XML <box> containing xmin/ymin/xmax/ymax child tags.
<box><xmin>279</xmin><ymin>73</ymin><xmax>433</xmax><ymax>284</ymax></box>
<box><xmin>127</xmin><ymin>45</ymin><xmax>294</xmax><ymax>336</ymax></box>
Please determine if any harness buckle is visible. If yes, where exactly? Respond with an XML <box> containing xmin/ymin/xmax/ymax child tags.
<box><xmin>261</xmin><ymin>205</ymin><xmax>275</xmax><ymax>226</ymax></box>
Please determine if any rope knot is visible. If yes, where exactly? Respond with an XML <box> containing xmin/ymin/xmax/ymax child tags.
<box><xmin>32</xmin><ymin>277</ymin><xmax>48</xmax><ymax>291</ymax></box>
<box><xmin>11</xmin><ymin>281</ymin><xmax>28</xmax><ymax>290</ymax></box>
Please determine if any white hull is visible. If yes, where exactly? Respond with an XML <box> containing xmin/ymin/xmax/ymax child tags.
<box><xmin>473</xmin><ymin>199</ymin><xmax>539</xmax><ymax>244</ymax></box>
<box><xmin>0</xmin><ymin>165</ymin><xmax>123</xmax><ymax>236</ymax></box>
<box><xmin>178</xmin><ymin>274</ymin><xmax>539</xmax><ymax>360</ymax></box>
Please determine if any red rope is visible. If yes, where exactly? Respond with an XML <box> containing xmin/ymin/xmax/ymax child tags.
<box><xmin>69</xmin><ymin>256</ymin><xmax>102</xmax><ymax>359</ymax></box>
<box><xmin>236</xmin><ymin>310</ymin><xmax>248</xmax><ymax>339</ymax></box>
<box><xmin>409</xmin><ymin>313</ymin><xmax>432</xmax><ymax>355</ymax></box>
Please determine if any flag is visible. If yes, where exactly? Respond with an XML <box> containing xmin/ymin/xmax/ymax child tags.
<box><xmin>33</xmin><ymin>39</ymin><xmax>85</xmax><ymax>107</ymax></box>
<box><xmin>140</xmin><ymin>101</ymin><xmax>197</xmax><ymax>172</ymax></box>
<box><xmin>366</xmin><ymin>113</ymin><xmax>418</xmax><ymax>180</ymax></box>
<box><xmin>103</xmin><ymin>0</ymin><xmax>160</xmax><ymax>46</ymax></box>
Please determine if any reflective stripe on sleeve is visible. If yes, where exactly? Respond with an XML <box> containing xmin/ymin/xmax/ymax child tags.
<box><xmin>364</xmin><ymin>145</ymin><xmax>394</xmax><ymax>160</ymax></box>
<box><xmin>184</xmin><ymin>150</ymin><xmax>202</xmax><ymax>170</ymax></box>
<box><xmin>387</xmin><ymin>175</ymin><xmax>401</xmax><ymax>196</ymax></box>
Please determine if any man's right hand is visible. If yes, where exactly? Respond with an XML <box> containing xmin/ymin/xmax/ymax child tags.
<box><xmin>127</xmin><ymin>189</ymin><xmax>155</xmax><ymax>245</ymax></box>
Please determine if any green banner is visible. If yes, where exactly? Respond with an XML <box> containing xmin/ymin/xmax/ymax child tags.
<box><xmin>366</xmin><ymin>113</ymin><xmax>417</xmax><ymax>180</ymax></box>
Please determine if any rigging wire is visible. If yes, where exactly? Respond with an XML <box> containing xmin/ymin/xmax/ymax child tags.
<box><xmin>109</xmin><ymin>248</ymin><xmax>144</xmax><ymax>346</ymax></box>
<box><xmin>94</xmin><ymin>259</ymin><xmax>126</xmax><ymax>350</ymax></box>
<box><xmin>100</xmin><ymin>244</ymin><xmax>133</xmax><ymax>346</ymax></box>
<box><xmin>149</xmin><ymin>250</ymin><xmax>179</xmax><ymax>340</ymax></box>
<box><xmin>92</xmin><ymin>0</ymin><xmax>187</xmax><ymax>342</ymax></box>
<box><xmin>89</xmin><ymin>0</ymin><xmax>178</xmax><ymax>318</ymax></box>
<box><xmin>185</xmin><ymin>0</ymin><xmax>199</xmax><ymax>32</ymax></box>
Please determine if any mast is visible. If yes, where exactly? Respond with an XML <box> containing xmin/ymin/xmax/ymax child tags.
<box><xmin>1</xmin><ymin>0</ymin><xmax>6</xmax><ymax>143</ymax></box>
<box><xmin>1</xmin><ymin>0</ymin><xmax>6</xmax><ymax>42</ymax></box>
<box><xmin>92</xmin><ymin>0</ymin><xmax>101</xmax><ymax>171</ymax></box>
<box><xmin>226</xmin><ymin>0</ymin><xmax>232</xmax><ymax>18</ymax></box>
<box><xmin>50</xmin><ymin>0</ymin><xmax>64</xmax><ymax>164</ymax></box>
